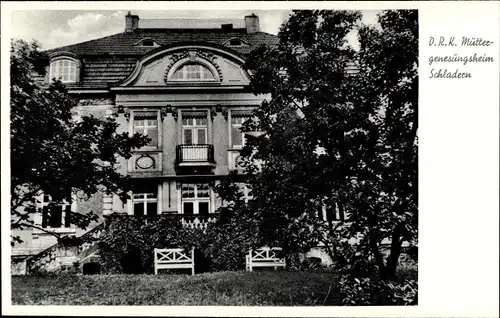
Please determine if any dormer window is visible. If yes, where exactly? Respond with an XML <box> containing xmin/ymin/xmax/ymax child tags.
<box><xmin>49</xmin><ymin>58</ymin><xmax>77</xmax><ymax>83</ymax></box>
<box><xmin>135</xmin><ymin>38</ymin><xmax>160</xmax><ymax>48</ymax></box>
<box><xmin>229</xmin><ymin>39</ymin><xmax>242</xmax><ymax>46</ymax></box>
<box><xmin>170</xmin><ymin>63</ymin><xmax>215</xmax><ymax>81</ymax></box>
<box><xmin>224</xmin><ymin>38</ymin><xmax>248</xmax><ymax>47</ymax></box>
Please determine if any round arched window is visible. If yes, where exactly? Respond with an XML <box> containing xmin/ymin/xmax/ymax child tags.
<box><xmin>49</xmin><ymin>59</ymin><xmax>77</xmax><ymax>83</ymax></box>
<box><xmin>170</xmin><ymin>63</ymin><xmax>215</xmax><ymax>81</ymax></box>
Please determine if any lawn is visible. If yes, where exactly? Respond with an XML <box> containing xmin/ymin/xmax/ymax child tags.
<box><xmin>12</xmin><ymin>271</ymin><xmax>340</xmax><ymax>306</ymax></box>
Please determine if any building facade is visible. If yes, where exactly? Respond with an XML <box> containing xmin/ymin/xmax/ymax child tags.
<box><xmin>12</xmin><ymin>12</ymin><xmax>285</xmax><ymax>274</ymax></box>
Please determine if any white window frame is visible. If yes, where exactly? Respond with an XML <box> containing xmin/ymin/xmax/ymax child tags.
<box><xmin>134</xmin><ymin>117</ymin><xmax>159</xmax><ymax>147</ymax></box>
<box><xmin>171</xmin><ymin>63</ymin><xmax>216</xmax><ymax>81</ymax></box>
<box><xmin>130</xmin><ymin>110</ymin><xmax>162</xmax><ymax>150</ymax></box>
<box><xmin>238</xmin><ymin>183</ymin><xmax>254</xmax><ymax>204</ymax></box>
<box><xmin>182</xmin><ymin>118</ymin><xmax>208</xmax><ymax>145</ymax></box>
<box><xmin>40</xmin><ymin>194</ymin><xmax>70</xmax><ymax>229</ymax></box>
<box><xmin>181</xmin><ymin>183</ymin><xmax>211</xmax><ymax>215</ymax></box>
<box><xmin>230</xmin><ymin>117</ymin><xmax>247</xmax><ymax>149</ymax></box>
<box><xmin>49</xmin><ymin>59</ymin><xmax>77</xmax><ymax>83</ymax></box>
<box><xmin>228</xmin><ymin>150</ymin><xmax>244</xmax><ymax>171</ymax></box>
<box><xmin>132</xmin><ymin>191</ymin><xmax>158</xmax><ymax>216</ymax></box>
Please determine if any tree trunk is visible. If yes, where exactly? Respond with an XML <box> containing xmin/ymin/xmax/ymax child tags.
<box><xmin>380</xmin><ymin>224</ymin><xmax>403</xmax><ymax>281</ymax></box>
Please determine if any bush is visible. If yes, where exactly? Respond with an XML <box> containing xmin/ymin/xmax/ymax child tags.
<box><xmin>98</xmin><ymin>214</ymin><xmax>202</xmax><ymax>274</ymax></box>
<box><xmin>97</xmin><ymin>211</ymin><xmax>260</xmax><ymax>274</ymax></box>
<box><xmin>301</xmin><ymin>256</ymin><xmax>322</xmax><ymax>270</ymax></box>
<box><xmin>200</xmin><ymin>208</ymin><xmax>260</xmax><ymax>271</ymax></box>
<box><xmin>339</xmin><ymin>276</ymin><xmax>418</xmax><ymax>305</ymax></box>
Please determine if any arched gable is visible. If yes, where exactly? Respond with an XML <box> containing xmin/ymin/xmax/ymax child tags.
<box><xmin>118</xmin><ymin>42</ymin><xmax>250</xmax><ymax>88</ymax></box>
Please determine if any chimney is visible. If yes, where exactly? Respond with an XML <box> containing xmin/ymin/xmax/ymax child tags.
<box><xmin>244</xmin><ymin>13</ymin><xmax>259</xmax><ymax>34</ymax></box>
<box><xmin>125</xmin><ymin>11</ymin><xmax>139</xmax><ymax>32</ymax></box>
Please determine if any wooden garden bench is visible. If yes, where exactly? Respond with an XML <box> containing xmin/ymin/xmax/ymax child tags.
<box><xmin>154</xmin><ymin>248</ymin><xmax>195</xmax><ymax>275</ymax></box>
<box><xmin>246</xmin><ymin>247</ymin><xmax>286</xmax><ymax>272</ymax></box>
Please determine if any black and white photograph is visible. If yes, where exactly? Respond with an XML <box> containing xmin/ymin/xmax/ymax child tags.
<box><xmin>7</xmin><ymin>6</ymin><xmax>418</xmax><ymax>306</ymax></box>
<box><xmin>1</xmin><ymin>1</ymin><xmax>498</xmax><ymax>316</ymax></box>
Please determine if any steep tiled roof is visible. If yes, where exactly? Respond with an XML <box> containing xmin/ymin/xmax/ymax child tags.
<box><xmin>47</xmin><ymin>29</ymin><xmax>277</xmax><ymax>56</ymax></box>
<box><xmin>42</xmin><ymin>28</ymin><xmax>278</xmax><ymax>88</ymax></box>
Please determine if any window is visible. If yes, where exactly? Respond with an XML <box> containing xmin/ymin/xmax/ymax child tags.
<box><xmin>134</xmin><ymin>38</ymin><xmax>160</xmax><ymax>48</ymax></box>
<box><xmin>225</xmin><ymin>38</ymin><xmax>247</xmax><ymax>47</ymax></box>
<box><xmin>322</xmin><ymin>202</ymin><xmax>346</xmax><ymax>222</ymax></box>
<box><xmin>171</xmin><ymin>63</ymin><xmax>215</xmax><ymax>81</ymax></box>
<box><xmin>228</xmin><ymin>150</ymin><xmax>244</xmax><ymax>171</ymax></box>
<box><xmin>229</xmin><ymin>39</ymin><xmax>242</xmax><ymax>46</ymax></box>
<box><xmin>134</xmin><ymin>116</ymin><xmax>158</xmax><ymax>147</ymax></box>
<box><xmin>231</xmin><ymin>117</ymin><xmax>248</xmax><ymax>148</ymax></box>
<box><xmin>41</xmin><ymin>195</ymin><xmax>70</xmax><ymax>228</ymax></box>
<box><xmin>141</xmin><ymin>39</ymin><xmax>155</xmax><ymax>46</ymax></box>
<box><xmin>181</xmin><ymin>183</ymin><xmax>210</xmax><ymax>215</ymax></box>
<box><xmin>49</xmin><ymin>59</ymin><xmax>77</xmax><ymax>83</ymax></box>
<box><xmin>237</xmin><ymin>183</ymin><xmax>253</xmax><ymax>204</ymax></box>
<box><xmin>182</xmin><ymin>117</ymin><xmax>207</xmax><ymax>145</ymax></box>
<box><xmin>133</xmin><ymin>185</ymin><xmax>158</xmax><ymax>217</ymax></box>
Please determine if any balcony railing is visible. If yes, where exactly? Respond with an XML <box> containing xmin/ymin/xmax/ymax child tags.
<box><xmin>176</xmin><ymin>144</ymin><xmax>214</xmax><ymax>164</ymax></box>
<box><xmin>126</xmin><ymin>213</ymin><xmax>219</xmax><ymax>230</ymax></box>
<box><xmin>178</xmin><ymin>213</ymin><xmax>219</xmax><ymax>230</ymax></box>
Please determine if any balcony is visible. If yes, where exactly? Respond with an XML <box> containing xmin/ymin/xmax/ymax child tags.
<box><xmin>178</xmin><ymin>213</ymin><xmax>219</xmax><ymax>230</ymax></box>
<box><xmin>175</xmin><ymin>144</ymin><xmax>215</xmax><ymax>174</ymax></box>
<box><xmin>127</xmin><ymin>213</ymin><xmax>219</xmax><ymax>231</ymax></box>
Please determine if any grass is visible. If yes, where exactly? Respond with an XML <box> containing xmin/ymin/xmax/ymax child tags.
<box><xmin>12</xmin><ymin>270</ymin><xmax>340</xmax><ymax>306</ymax></box>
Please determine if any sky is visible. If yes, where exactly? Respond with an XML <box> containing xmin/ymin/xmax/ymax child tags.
<box><xmin>10</xmin><ymin>10</ymin><xmax>380</xmax><ymax>50</ymax></box>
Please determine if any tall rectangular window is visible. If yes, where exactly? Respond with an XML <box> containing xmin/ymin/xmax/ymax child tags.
<box><xmin>133</xmin><ymin>184</ymin><xmax>158</xmax><ymax>216</ymax></box>
<box><xmin>182</xmin><ymin>117</ymin><xmax>207</xmax><ymax>145</ymax></box>
<box><xmin>40</xmin><ymin>194</ymin><xmax>70</xmax><ymax>228</ymax></box>
<box><xmin>134</xmin><ymin>116</ymin><xmax>158</xmax><ymax>147</ymax></box>
<box><xmin>322</xmin><ymin>202</ymin><xmax>346</xmax><ymax>222</ymax></box>
<box><xmin>181</xmin><ymin>183</ymin><xmax>210</xmax><ymax>215</ymax></box>
<box><xmin>237</xmin><ymin>183</ymin><xmax>254</xmax><ymax>204</ymax></box>
<box><xmin>231</xmin><ymin>117</ymin><xmax>247</xmax><ymax>148</ymax></box>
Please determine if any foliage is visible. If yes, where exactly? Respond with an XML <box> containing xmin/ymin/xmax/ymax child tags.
<box><xmin>98</xmin><ymin>214</ymin><xmax>202</xmax><ymax>274</ymax></box>
<box><xmin>12</xmin><ymin>271</ymin><xmax>340</xmax><ymax>306</ymax></box>
<box><xmin>201</xmin><ymin>211</ymin><xmax>260</xmax><ymax>271</ymax></box>
<box><xmin>339</xmin><ymin>276</ymin><xmax>418</xmax><ymax>305</ymax></box>
<box><xmin>10</xmin><ymin>39</ymin><xmax>148</xmax><ymax>243</ymax></box>
<box><xmin>240</xmin><ymin>9</ymin><xmax>418</xmax><ymax>284</ymax></box>
<box><xmin>200</xmin><ymin>173</ymin><xmax>262</xmax><ymax>271</ymax></box>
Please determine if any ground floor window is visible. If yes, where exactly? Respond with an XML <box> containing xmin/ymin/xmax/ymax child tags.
<box><xmin>181</xmin><ymin>183</ymin><xmax>210</xmax><ymax>215</ymax></box>
<box><xmin>41</xmin><ymin>194</ymin><xmax>70</xmax><ymax>228</ymax></box>
<box><xmin>237</xmin><ymin>183</ymin><xmax>254</xmax><ymax>204</ymax></box>
<box><xmin>133</xmin><ymin>184</ymin><xmax>158</xmax><ymax>216</ymax></box>
<box><xmin>322</xmin><ymin>202</ymin><xmax>346</xmax><ymax>222</ymax></box>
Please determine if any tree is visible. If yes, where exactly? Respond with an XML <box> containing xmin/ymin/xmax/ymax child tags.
<box><xmin>239</xmin><ymin>9</ymin><xmax>418</xmax><ymax>282</ymax></box>
<box><xmin>10</xmin><ymin>39</ymin><xmax>149</xmax><ymax>244</ymax></box>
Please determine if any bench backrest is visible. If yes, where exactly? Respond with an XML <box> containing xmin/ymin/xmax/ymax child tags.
<box><xmin>250</xmin><ymin>247</ymin><xmax>284</xmax><ymax>262</ymax></box>
<box><xmin>155</xmin><ymin>248</ymin><xmax>193</xmax><ymax>264</ymax></box>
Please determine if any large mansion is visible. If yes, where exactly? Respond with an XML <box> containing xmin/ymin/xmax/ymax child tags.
<box><xmin>12</xmin><ymin>12</ymin><xmax>337</xmax><ymax>274</ymax></box>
